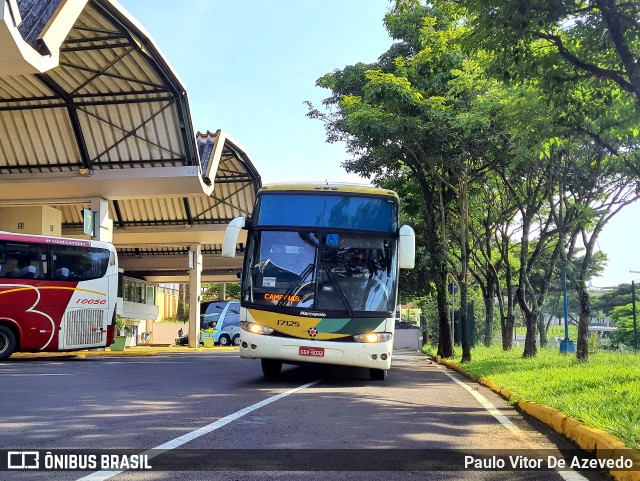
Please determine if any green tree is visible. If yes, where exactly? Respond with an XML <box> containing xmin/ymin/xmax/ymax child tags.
<box><xmin>308</xmin><ymin>3</ymin><xmax>460</xmax><ymax>357</ymax></box>
<box><xmin>454</xmin><ymin>0</ymin><xmax>640</xmax><ymax>359</ymax></box>
<box><xmin>458</xmin><ymin>0</ymin><xmax>640</xmax><ymax>181</ymax></box>
<box><xmin>556</xmin><ymin>141</ymin><xmax>639</xmax><ymax>361</ymax></box>
<box><xmin>461</xmin><ymin>0</ymin><xmax>640</xmax><ymax>106</ymax></box>
<box><xmin>202</xmin><ymin>283</ymin><xmax>241</xmax><ymax>301</ymax></box>
<box><xmin>592</xmin><ymin>283</ymin><xmax>634</xmax><ymax>315</ymax></box>
<box><xmin>609</xmin><ymin>303</ymin><xmax>639</xmax><ymax>348</ymax></box>
<box><xmin>176</xmin><ymin>283</ymin><xmax>189</xmax><ymax>321</ymax></box>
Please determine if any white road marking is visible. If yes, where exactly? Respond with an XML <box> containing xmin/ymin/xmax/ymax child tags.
<box><xmin>443</xmin><ymin>371</ymin><xmax>524</xmax><ymax>438</ymax></box>
<box><xmin>76</xmin><ymin>379</ymin><xmax>321</xmax><ymax>481</ymax></box>
<box><xmin>443</xmin><ymin>371</ymin><xmax>588</xmax><ymax>481</ymax></box>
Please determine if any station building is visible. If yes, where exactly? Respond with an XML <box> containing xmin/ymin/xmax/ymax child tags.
<box><xmin>0</xmin><ymin>0</ymin><xmax>261</xmax><ymax>346</ymax></box>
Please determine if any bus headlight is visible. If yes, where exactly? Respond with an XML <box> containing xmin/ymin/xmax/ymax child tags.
<box><xmin>353</xmin><ymin>333</ymin><xmax>392</xmax><ymax>343</ymax></box>
<box><xmin>241</xmin><ymin>321</ymin><xmax>274</xmax><ymax>335</ymax></box>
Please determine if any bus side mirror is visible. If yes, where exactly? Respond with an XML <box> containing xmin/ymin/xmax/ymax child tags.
<box><xmin>222</xmin><ymin>217</ymin><xmax>246</xmax><ymax>258</ymax></box>
<box><xmin>398</xmin><ymin>225</ymin><xmax>415</xmax><ymax>269</ymax></box>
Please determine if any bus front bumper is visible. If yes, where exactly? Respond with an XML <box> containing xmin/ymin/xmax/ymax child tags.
<box><xmin>239</xmin><ymin>331</ymin><xmax>392</xmax><ymax>370</ymax></box>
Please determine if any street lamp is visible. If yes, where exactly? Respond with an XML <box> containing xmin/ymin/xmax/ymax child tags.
<box><xmin>559</xmin><ymin>267</ymin><xmax>576</xmax><ymax>353</ymax></box>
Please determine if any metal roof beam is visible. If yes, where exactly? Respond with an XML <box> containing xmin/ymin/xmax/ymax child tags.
<box><xmin>194</xmin><ymin>182</ymin><xmax>253</xmax><ymax>220</ymax></box>
<box><xmin>63</xmin><ymin>34</ymin><xmax>127</xmax><ymax>44</ymax></box>
<box><xmin>79</xmin><ymin>101</ymin><xmax>183</xmax><ymax>161</ymax></box>
<box><xmin>63</xmin><ymin>218</ymin><xmax>237</xmax><ymax>229</ymax></box>
<box><xmin>59</xmin><ymin>61</ymin><xmax>167</xmax><ymax>90</ymax></box>
<box><xmin>60</xmin><ymin>40</ymin><xmax>131</xmax><ymax>52</ymax></box>
<box><xmin>113</xmin><ymin>200</ymin><xmax>125</xmax><ymax>228</ymax></box>
<box><xmin>91</xmin><ymin>0</ymin><xmax>199</xmax><ymax>167</ymax></box>
<box><xmin>72</xmin><ymin>89</ymin><xmax>172</xmax><ymax>98</ymax></box>
<box><xmin>183</xmin><ymin>198</ymin><xmax>193</xmax><ymax>225</ymax></box>
<box><xmin>35</xmin><ymin>73</ymin><xmax>92</xmax><ymax>171</ymax></box>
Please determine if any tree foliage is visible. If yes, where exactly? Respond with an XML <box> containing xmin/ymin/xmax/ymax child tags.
<box><xmin>309</xmin><ymin>0</ymin><xmax>640</xmax><ymax>361</ymax></box>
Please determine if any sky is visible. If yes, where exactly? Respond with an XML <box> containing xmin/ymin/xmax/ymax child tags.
<box><xmin>118</xmin><ymin>0</ymin><xmax>639</xmax><ymax>288</ymax></box>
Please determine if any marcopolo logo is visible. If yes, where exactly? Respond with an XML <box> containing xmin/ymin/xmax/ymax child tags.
<box><xmin>8</xmin><ymin>451</ymin><xmax>39</xmax><ymax>470</ymax></box>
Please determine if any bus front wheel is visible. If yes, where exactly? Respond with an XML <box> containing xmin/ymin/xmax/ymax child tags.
<box><xmin>0</xmin><ymin>325</ymin><xmax>17</xmax><ymax>360</ymax></box>
<box><xmin>370</xmin><ymin>368</ymin><xmax>388</xmax><ymax>381</ymax></box>
<box><xmin>261</xmin><ymin>359</ymin><xmax>282</xmax><ymax>379</ymax></box>
<box><xmin>218</xmin><ymin>335</ymin><xmax>231</xmax><ymax>347</ymax></box>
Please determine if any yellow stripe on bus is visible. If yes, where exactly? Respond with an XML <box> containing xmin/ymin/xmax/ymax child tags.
<box><xmin>248</xmin><ymin>309</ymin><xmax>351</xmax><ymax>340</ymax></box>
<box><xmin>0</xmin><ymin>286</ymin><xmax>106</xmax><ymax>296</ymax></box>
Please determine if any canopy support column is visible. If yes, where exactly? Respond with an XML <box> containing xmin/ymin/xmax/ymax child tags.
<box><xmin>91</xmin><ymin>197</ymin><xmax>113</xmax><ymax>242</ymax></box>
<box><xmin>188</xmin><ymin>243</ymin><xmax>202</xmax><ymax>348</ymax></box>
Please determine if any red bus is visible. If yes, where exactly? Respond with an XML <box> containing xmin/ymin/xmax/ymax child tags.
<box><xmin>0</xmin><ymin>231</ymin><xmax>118</xmax><ymax>360</ymax></box>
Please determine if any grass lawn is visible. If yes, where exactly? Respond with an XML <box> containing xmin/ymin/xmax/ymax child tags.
<box><xmin>425</xmin><ymin>345</ymin><xmax>640</xmax><ymax>450</ymax></box>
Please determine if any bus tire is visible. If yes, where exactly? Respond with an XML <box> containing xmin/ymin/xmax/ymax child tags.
<box><xmin>232</xmin><ymin>335</ymin><xmax>240</xmax><ymax>346</ymax></box>
<box><xmin>261</xmin><ymin>359</ymin><xmax>282</xmax><ymax>379</ymax></box>
<box><xmin>0</xmin><ymin>325</ymin><xmax>17</xmax><ymax>360</ymax></box>
<box><xmin>370</xmin><ymin>368</ymin><xmax>388</xmax><ymax>381</ymax></box>
<box><xmin>218</xmin><ymin>335</ymin><xmax>231</xmax><ymax>346</ymax></box>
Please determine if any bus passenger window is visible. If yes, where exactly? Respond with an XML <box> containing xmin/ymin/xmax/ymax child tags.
<box><xmin>0</xmin><ymin>243</ymin><xmax>45</xmax><ymax>279</ymax></box>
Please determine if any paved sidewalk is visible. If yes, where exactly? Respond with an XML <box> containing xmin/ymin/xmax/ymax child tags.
<box><xmin>10</xmin><ymin>345</ymin><xmax>237</xmax><ymax>360</ymax></box>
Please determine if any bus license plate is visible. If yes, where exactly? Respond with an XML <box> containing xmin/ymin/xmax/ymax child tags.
<box><xmin>299</xmin><ymin>347</ymin><xmax>325</xmax><ymax>357</ymax></box>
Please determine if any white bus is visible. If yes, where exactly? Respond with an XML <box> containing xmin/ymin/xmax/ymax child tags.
<box><xmin>0</xmin><ymin>231</ymin><xmax>118</xmax><ymax>359</ymax></box>
<box><xmin>222</xmin><ymin>183</ymin><xmax>414</xmax><ymax>380</ymax></box>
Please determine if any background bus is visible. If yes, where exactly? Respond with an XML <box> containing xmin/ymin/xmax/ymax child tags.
<box><xmin>0</xmin><ymin>231</ymin><xmax>118</xmax><ymax>360</ymax></box>
<box><xmin>222</xmin><ymin>183</ymin><xmax>414</xmax><ymax>380</ymax></box>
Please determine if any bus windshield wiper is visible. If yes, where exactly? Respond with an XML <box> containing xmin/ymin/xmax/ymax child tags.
<box><xmin>277</xmin><ymin>262</ymin><xmax>315</xmax><ymax>307</ymax></box>
<box><xmin>324</xmin><ymin>268</ymin><xmax>354</xmax><ymax>317</ymax></box>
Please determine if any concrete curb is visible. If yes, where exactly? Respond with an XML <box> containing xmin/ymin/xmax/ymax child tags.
<box><xmin>11</xmin><ymin>346</ymin><xmax>238</xmax><ymax>360</ymax></box>
<box><xmin>433</xmin><ymin>356</ymin><xmax>640</xmax><ymax>481</ymax></box>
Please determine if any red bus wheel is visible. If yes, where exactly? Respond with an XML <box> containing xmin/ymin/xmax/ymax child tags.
<box><xmin>0</xmin><ymin>325</ymin><xmax>17</xmax><ymax>360</ymax></box>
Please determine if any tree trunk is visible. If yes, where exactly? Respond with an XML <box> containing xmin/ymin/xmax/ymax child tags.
<box><xmin>576</xmin><ymin>282</ymin><xmax>590</xmax><ymax>362</ymax></box>
<box><xmin>417</xmin><ymin>174</ymin><xmax>453</xmax><ymax>358</ymax></box>
<box><xmin>538</xmin><ymin>315</ymin><xmax>548</xmax><ymax>347</ymax></box>
<box><xmin>176</xmin><ymin>284</ymin><xmax>186</xmax><ymax>320</ymax></box>
<box><xmin>503</xmin><ymin>316</ymin><xmax>514</xmax><ymax>350</ymax></box>
<box><xmin>484</xmin><ymin>295</ymin><xmax>494</xmax><ymax>347</ymax></box>
<box><xmin>500</xmin><ymin>229</ymin><xmax>515</xmax><ymax>350</ymax></box>
<box><xmin>516</xmin><ymin>214</ymin><xmax>538</xmax><ymax>358</ymax></box>
<box><xmin>459</xmin><ymin>181</ymin><xmax>471</xmax><ymax>363</ymax></box>
<box><xmin>436</xmin><ymin>267</ymin><xmax>454</xmax><ymax>358</ymax></box>
<box><xmin>460</xmin><ymin>280</ymin><xmax>470</xmax><ymax>362</ymax></box>
<box><xmin>523</xmin><ymin>309</ymin><xmax>538</xmax><ymax>357</ymax></box>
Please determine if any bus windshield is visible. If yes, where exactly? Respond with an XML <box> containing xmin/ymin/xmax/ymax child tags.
<box><xmin>243</xmin><ymin>230</ymin><xmax>398</xmax><ymax>314</ymax></box>
<box><xmin>255</xmin><ymin>194</ymin><xmax>398</xmax><ymax>232</ymax></box>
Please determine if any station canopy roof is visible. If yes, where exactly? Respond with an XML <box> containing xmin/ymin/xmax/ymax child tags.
<box><xmin>0</xmin><ymin>0</ymin><xmax>261</xmax><ymax>282</ymax></box>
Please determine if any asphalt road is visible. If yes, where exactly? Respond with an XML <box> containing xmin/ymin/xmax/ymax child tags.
<box><xmin>0</xmin><ymin>350</ymin><xmax>612</xmax><ymax>481</ymax></box>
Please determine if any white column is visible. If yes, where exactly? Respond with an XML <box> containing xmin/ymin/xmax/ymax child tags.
<box><xmin>188</xmin><ymin>243</ymin><xmax>202</xmax><ymax>348</ymax></box>
<box><xmin>220</xmin><ymin>282</ymin><xmax>226</xmax><ymax>300</ymax></box>
<box><xmin>91</xmin><ymin>197</ymin><xmax>113</xmax><ymax>242</ymax></box>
